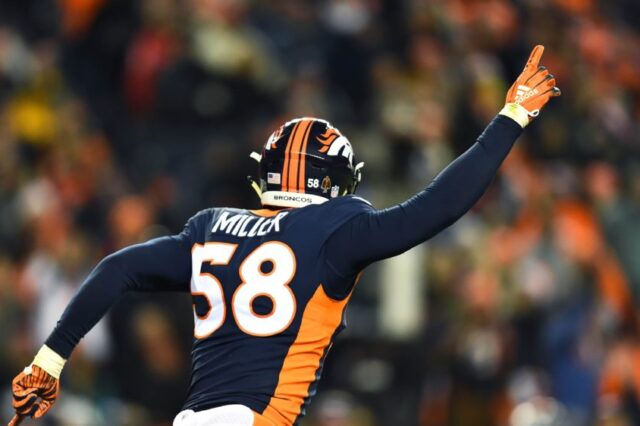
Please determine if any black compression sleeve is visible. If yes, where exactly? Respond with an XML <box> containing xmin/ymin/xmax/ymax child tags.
<box><xmin>45</xmin><ymin>235</ymin><xmax>192</xmax><ymax>358</ymax></box>
<box><xmin>326</xmin><ymin>115</ymin><xmax>523</xmax><ymax>279</ymax></box>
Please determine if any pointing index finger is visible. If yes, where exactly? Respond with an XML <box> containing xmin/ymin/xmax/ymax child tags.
<box><xmin>526</xmin><ymin>45</ymin><xmax>545</xmax><ymax>69</ymax></box>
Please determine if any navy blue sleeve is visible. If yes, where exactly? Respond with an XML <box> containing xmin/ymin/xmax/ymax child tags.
<box><xmin>45</xmin><ymin>221</ymin><xmax>196</xmax><ymax>358</ymax></box>
<box><xmin>326</xmin><ymin>115</ymin><xmax>522</xmax><ymax>280</ymax></box>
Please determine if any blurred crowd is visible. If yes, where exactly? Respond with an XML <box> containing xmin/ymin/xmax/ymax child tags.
<box><xmin>0</xmin><ymin>0</ymin><xmax>639</xmax><ymax>425</ymax></box>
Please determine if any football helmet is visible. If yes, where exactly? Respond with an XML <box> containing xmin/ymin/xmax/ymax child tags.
<box><xmin>250</xmin><ymin>117</ymin><xmax>364</xmax><ymax>208</ymax></box>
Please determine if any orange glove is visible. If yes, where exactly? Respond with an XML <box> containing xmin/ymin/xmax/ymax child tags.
<box><xmin>11</xmin><ymin>365</ymin><xmax>60</xmax><ymax>420</ymax></box>
<box><xmin>500</xmin><ymin>45</ymin><xmax>561</xmax><ymax>127</ymax></box>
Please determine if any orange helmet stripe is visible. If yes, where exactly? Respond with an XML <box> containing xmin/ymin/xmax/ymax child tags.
<box><xmin>297</xmin><ymin>121</ymin><xmax>313</xmax><ymax>193</ymax></box>
<box><xmin>287</xmin><ymin>119</ymin><xmax>312</xmax><ymax>193</ymax></box>
<box><xmin>281</xmin><ymin>121</ymin><xmax>301</xmax><ymax>192</ymax></box>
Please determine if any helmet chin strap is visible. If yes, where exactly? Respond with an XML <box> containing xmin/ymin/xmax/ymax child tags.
<box><xmin>248</xmin><ymin>152</ymin><xmax>264</xmax><ymax>200</ymax></box>
<box><xmin>247</xmin><ymin>176</ymin><xmax>262</xmax><ymax>198</ymax></box>
<box><xmin>355</xmin><ymin>162</ymin><xmax>365</xmax><ymax>180</ymax></box>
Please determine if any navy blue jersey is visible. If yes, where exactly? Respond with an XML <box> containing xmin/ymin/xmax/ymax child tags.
<box><xmin>44</xmin><ymin>115</ymin><xmax>523</xmax><ymax>425</ymax></box>
<box><xmin>182</xmin><ymin>196</ymin><xmax>371</xmax><ymax>423</ymax></box>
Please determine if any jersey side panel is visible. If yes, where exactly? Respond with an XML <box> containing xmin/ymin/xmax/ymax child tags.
<box><xmin>256</xmin><ymin>196</ymin><xmax>372</xmax><ymax>423</ymax></box>
<box><xmin>260</xmin><ymin>284</ymin><xmax>351</xmax><ymax>424</ymax></box>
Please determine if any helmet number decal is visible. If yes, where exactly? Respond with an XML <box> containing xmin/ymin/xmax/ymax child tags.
<box><xmin>307</xmin><ymin>178</ymin><xmax>319</xmax><ymax>189</ymax></box>
<box><xmin>191</xmin><ymin>241</ymin><xmax>297</xmax><ymax>339</ymax></box>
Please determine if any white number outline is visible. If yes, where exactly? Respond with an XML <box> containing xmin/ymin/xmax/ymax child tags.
<box><xmin>191</xmin><ymin>243</ymin><xmax>237</xmax><ymax>339</ymax></box>
<box><xmin>232</xmin><ymin>241</ymin><xmax>297</xmax><ymax>337</ymax></box>
<box><xmin>190</xmin><ymin>241</ymin><xmax>297</xmax><ymax>339</ymax></box>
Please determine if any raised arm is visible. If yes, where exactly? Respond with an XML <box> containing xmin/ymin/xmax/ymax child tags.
<box><xmin>325</xmin><ymin>45</ymin><xmax>560</xmax><ymax>286</ymax></box>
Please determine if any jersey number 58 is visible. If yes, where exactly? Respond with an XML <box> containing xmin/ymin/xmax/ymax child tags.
<box><xmin>190</xmin><ymin>241</ymin><xmax>296</xmax><ymax>339</ymax></box>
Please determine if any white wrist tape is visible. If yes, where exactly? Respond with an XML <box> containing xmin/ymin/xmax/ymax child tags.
<box><xmin>32</xmin><ymin>345</ymin><xmax>66</xmax><ymax>379</ymax></box>
<box><xmin>499</xmin><ymin>103</ymin><xmax>533</xmax><ymax>128</ymax></box>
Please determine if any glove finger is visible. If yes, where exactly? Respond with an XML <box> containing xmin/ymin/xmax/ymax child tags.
<box><xmin>11</xmin><ymin>373</ymin><xmax>25</xmax><ymax>386</ymax></box>
<box><xmin>13</xmin><ymin>393</ymin><xmax>38</xmax><ymax>410</ymax></box>
<box><xmin>13</xmin><ymin>379</ymin><xmax>51</xmax><ymax>396</ymax></box>
<box><xmin>531</xmin><ymin>74</ymin><xmax>555</xmax><ymax>90</ymax></box>
<box><xmin>538</xmin><ymin>77</ymin><xmax>557</xmax><ymax>92</ymax></box>
<box><xmin>526</xmin><ymin>65</ymin><xmax>547</xmax><ymax>77</ymax></box>
<box><xmin>40</xmin><ymin>386</ymin><xmax>58</xmax><ymax>400</ymax></box>
<box><xmin>13</xmin><ymin>385</ymin><xmax>39</xmax><ymax>399</ymax></box>
<box><xmin>543</xmin><ymin>86</ymin><xmax>562</xmax><ymax>97</ymax></box>
<box><xmin>15</xmin><ymin>405</ymin><xmax>36</xmax><ymax>417</ymax></box>
<box><xmin>15</xmin><ymin>402</ymin><xmax>39</xmax><ymax>417</ymax></box>
<box><xmin>525</xmin><ymin>45</ymin><xmax>545</xmax><ymax>70</ymax></box>
<box><xmin>527</xmin><ymin>86</ymin><xmax>560</xmax><ymax>113</ymax></box>
<box><xmin>34</xmin><ymin>399</ymin><xmax>55</xmax><ymax>419</ymax></box>
<box><xmin>15</xmin><ymin>375</ymin><xmax>36</xmax><ymax>390</ymax></box>
<box><xmin>13</xmin><ymin>390</ymin><xmax>37</xmax><ymax>402</ymax></box>
<box><xmin>525</xmin><ymin>68</ymin><xmax>550</xmax><ymax>86</ymax></box>
<box><xmin>21</xmin><ymin>401</ymin><xmax>40</xmax><ymax>418</ymax></box>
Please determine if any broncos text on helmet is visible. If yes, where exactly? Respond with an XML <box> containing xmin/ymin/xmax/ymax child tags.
<box><xmin>250</xmin><ymin>117</ymin><xmax>364</xmax><ymax>208</ymax></box>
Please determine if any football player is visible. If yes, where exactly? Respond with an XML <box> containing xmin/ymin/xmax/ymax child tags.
<box><xmin>9</xmin><ymin>45</ymin><xmax>559</xmax><ymax>426</ymax></box>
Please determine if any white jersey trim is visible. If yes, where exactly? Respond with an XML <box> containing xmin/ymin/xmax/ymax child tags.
<box><xmin>261</xmin><ymin>191</ymin><xmax>328</xmax><ymax>208</ymax></box>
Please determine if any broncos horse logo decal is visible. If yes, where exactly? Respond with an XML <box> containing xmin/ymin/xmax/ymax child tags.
<box><xmin>317</xmin><ymin>127</ymin><xmax>354</xmax><ymax>164</ymax></box>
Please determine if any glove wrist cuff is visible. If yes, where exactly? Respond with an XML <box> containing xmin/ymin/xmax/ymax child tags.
<box><xmin>32</xmin><ymin>345</ymin><xmax>66</xmax><ymax>379</ymax></box>
<box><xmin>499</xmin><ymin>103</ymin><xmax>531</xmax><ymax>128</ymax></box>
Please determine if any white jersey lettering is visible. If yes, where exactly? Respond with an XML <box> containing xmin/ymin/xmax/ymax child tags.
<box><xmin>211</xmin><ymin>211</ymin><xmax>289</xmax><ymax>238</ymax></box>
